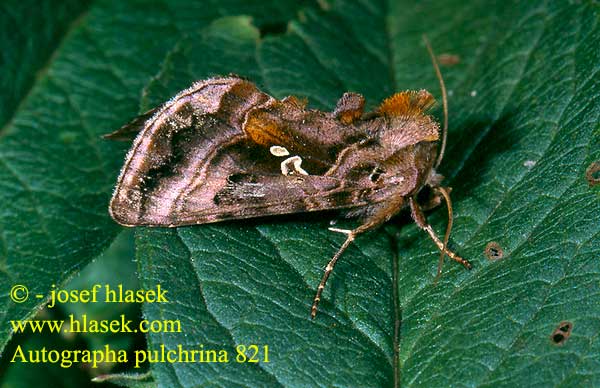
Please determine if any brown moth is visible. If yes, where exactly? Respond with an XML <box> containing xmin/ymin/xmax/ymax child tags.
<box><xmin>107</xmin><ymin>38</ymin><xmax>472</xmax><ymax>319</ymax></box>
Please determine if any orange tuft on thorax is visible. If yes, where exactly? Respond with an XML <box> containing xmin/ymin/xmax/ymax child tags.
<box><xmin>378</xmin><ymin>90</ymin><xmax>435</xmax><ymax>117</ymax></box>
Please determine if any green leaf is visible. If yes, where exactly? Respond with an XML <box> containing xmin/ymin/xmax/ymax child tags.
<box><xmin>0</xmin><ymin>0</ymin><xmax>186</xmax><ymax>353</ymax></box>
<box><xmin>0</xmin><ymin>0</ymin><xmax>92</xmax><ymax>130</ymax></box>
<box><xmin>0</xmin><ymin>334</ymin><xmax>95</xmax><ymax>388</ymax></box>
<box><xmin>137</xmin><ymin>2</ymin><xmax>600</xmax><ymax>387</ymax></box>
<box><xmin>0</xmin><ymin>0</ymin><xmax>310</xmax><ymax>355</ymax></box>
<box><xmin>60</xmin><ymin>230</ymin><xmax>140</xmax><ymax>374</ymax></box>
<box><xmin>1</xmin><ymin>1</ymin><xmax>598</xmax><ymax>387</ymax></box>
<box><xmin>0</xmin><ymin>232</ymin><xmax>138</xmax><ymax>386</ymax></box>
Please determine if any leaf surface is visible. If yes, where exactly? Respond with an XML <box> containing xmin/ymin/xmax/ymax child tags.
<box><xmin>0</xmin><ymin>0</ymin><xmax>309</xmax><ymax>357</ymax></box>
<box><xmin>1</xmin><ymin>1</ymin><xmax>598</xmax><ymax>387</ymax></box>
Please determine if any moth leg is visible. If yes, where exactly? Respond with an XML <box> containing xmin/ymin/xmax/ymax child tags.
<box><xmin>333</xmin><ymin>92</ymin><xmax>365</xmax><ymax>125</ymax></box>
<box><xmin>311</xmin><ymin>222</ymin><xmax>377</xmax><ymax>319</ymax></box>
<box><xmin>311</xmin><ymin>228</ymin><xmax>356</xmax><ymax>319</ymax></box>
<box><xmin>409</xmin><ymin>196</ymin><xmax>472</xmax><ymax>274</ymax></box>
<box><xmin>312</xmin><ymin>196</ymin><xmax>408</xmax><ymax>319</ymax></box>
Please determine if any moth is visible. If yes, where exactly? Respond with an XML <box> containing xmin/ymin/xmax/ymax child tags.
<box><xmin>107</xmin><ymin>38</ymin><xmax>472</xmax><ymax>319</ymax></box>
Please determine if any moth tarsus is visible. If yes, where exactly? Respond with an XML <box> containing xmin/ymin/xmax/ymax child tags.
<box><xmin>408</xmin><ymin>196</ymin><xmax>471</xmax><ymax>270</ymax></box>
<box><xmin>109</xmin><ymin>38</ymin><xmax>471</xmax><ymax>320</ymax></box>
<box><xmin>435</xmin><ymin>187</ymin><xmax>455</xmax><ymax>281</ymax></box>
<box><xmin>311</xmin><ymin>227</ymin><xmax>356</xmax><ymax>319</ymax></box>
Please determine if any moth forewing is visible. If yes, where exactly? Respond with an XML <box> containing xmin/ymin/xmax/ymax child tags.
<box><xmin>109</xmin><ymin>40</ymin><xmax>471</xmax><ymax>320</ymax></box>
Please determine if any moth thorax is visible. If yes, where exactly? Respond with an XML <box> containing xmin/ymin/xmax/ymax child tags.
<box><xmin>382</xmin><ymin>116</ymin><xmax>439</xmax><ymax>153</ymax></box>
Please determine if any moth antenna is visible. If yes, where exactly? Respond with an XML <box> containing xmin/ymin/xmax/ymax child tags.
<box><xmin>311</xmin><ymin>229</ymin><xmax>355</xmax><ymax>319</ymax></box>
<box><xmin>409</xmin><ymin>197</ymin><xmax>471</xmax><ymax>271</ymax></box>
<box><xmin>434</xmin><ymin>187</ymin><xmax>453</xmax><ymax>283</ymax></box>
<box><xmin>422</xmin><ymin>35</ymin><xmax>448</xmax><ymax>169</ymax></box>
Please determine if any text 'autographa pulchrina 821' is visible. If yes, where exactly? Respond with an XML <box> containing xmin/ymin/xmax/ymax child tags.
<box><xmin>107</xmin><ymin>37</ymin><xmax>472</xmax><ymax>319</ymax></box>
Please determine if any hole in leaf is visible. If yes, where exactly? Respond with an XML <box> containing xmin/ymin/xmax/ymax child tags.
<box><xmin>585</xmin><ymin>161</ymin><xmax>600</xmax><ymax>186</ymax></box>
<box><xmin>484</xmin><ymin>241</ymin><xmax>504</xmax><ymax>260</ymax></box>
<box><xmin>550</xmin><ymin>321</ymin><xmax>573</xmax><ymax>345</ymax></box>
<box><xmin>558</xmin><ymin>323</ymin><xmax>571</xmax><ymax>332</ymax></box>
